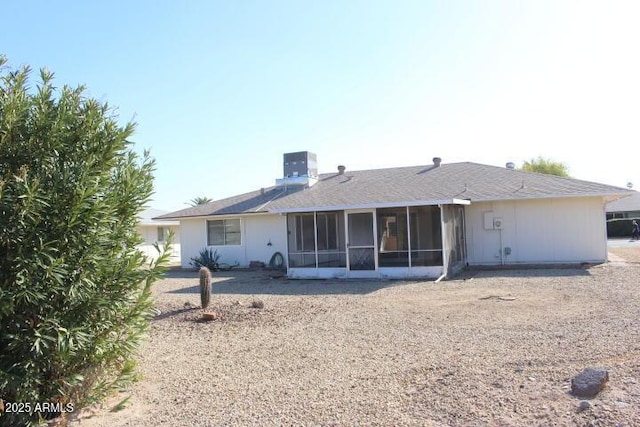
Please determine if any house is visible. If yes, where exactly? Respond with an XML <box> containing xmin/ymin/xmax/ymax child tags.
<box><xmin>137</xmin><ymin>208</ymin><xmax>181</xmax><ymax>263</ymax></box>
<box><xmin>606</xmin><ymin>192</ymin><xmax>640</xmax><ymax>220</ymax></box>
<box><xmin>156</xmin><ymin>152</ymin><xmax>632</xmax><ymax>279</ymax></box>
<box><xmin>605</xmin><ymin>191</ymin><xmax>640</xmax><ymax>238</ymax></box>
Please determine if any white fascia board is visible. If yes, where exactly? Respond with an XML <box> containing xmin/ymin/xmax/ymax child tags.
<box><xmin>139</xmin><ymin>220</ymin><xmax>180</xmax><ymax>226</ymax></box>
<box><xmin>475</xmin><ymin>192</ymin><xmax>633</xmax><ymax>204</ymax></box>
<box><xmin>165</xmin><ymin>212</ymin><xmax>275</xmax><ymax>221</ymax></box>
<box><xmin>270</xmin><ymin>198</ymin><xmax>471</xmax><ymax>214</ymax></box>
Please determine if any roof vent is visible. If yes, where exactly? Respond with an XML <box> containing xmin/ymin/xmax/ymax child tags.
<box><xmin>337</xmin><ymin>165</ymin><xmax>346</xmax><ymax>175</ymax></box>
<box><xmin>433</xmin><ymin>157</ymin><xmax>442</xmax><ymax>167</ymax></box>
<box><xmin>506</xmin><ymin>162</ymin><xmax>516</xmax><ymax>170</ymax></box>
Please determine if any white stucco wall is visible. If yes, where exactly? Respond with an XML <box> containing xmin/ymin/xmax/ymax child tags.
<box><xmin>465</xmin><ymin>197</ymin><xmax>607</xmax><ymax>265</ymax></box>
<box><xmin>179</xmin><ymin>214</ymin><xmax>287</xmax><ymax>268</ymax></box>
<box><xmin>136</xmin><ymin>225</ymin><xmax>181</xmax><ymax>262</ymax></box>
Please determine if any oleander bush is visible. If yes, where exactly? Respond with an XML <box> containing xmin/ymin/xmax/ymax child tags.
<box><xmin>0</xmin><ymin>56</ymin><xmax>169</xmax><ymax>426</ymax></box>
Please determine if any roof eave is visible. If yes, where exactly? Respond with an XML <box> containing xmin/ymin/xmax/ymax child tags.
<box><xmin>154</xmin><ymin>211</ymin><xmax>272</xmax><ymax>220</ymax></box>
<box><xmin>139</xmin><ymin>220</ymin><xmax>180</xmax><ymax>226</ymax></box>
<box><xmin>472</xmin><ymin>191</ymin><xmax>632</xmax><ymax>203</ymax></box>
<box><xmin>270</xmin><ymin>198</ymin><xmax>471</xmax><ymax>214</ymax></box>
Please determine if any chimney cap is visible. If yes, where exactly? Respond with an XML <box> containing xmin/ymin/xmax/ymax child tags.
<box><xmin>432</xmin><ymin>157</ymin><xmax>442</xmax><ymax>167</ymax></box>
<box><xmin>506</xmin><ymin>162</ymin><xmax>516</xmax><ymax>170</ymax></box>
<box><xmin>337</xmin><ymin>165</ymin><xmax>346</xmax><ymax>175</ymax></box>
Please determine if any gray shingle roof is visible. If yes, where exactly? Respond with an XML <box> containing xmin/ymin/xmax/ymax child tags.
<box><xmin>606</xmin><ymin>191</ymin><xmax>640</xmax><ymax>213</ymax></box>
<box><xmin>138</xmin><ymin>208</ymin><xmax>179</xmax><ymax>226</ymax></box>
<box><xmin>157</xmin><ymin>162</ymin><xmax>632</xmax><ymax>219</ymax></box>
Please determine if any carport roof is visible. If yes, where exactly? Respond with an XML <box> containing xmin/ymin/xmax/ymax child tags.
<box><xmin>606</xmin><ymin>191</ymin><xmax>640</xmax><ymax>213</ymax></box>
<box><xmin>156</xmin><ymin>162</ymin><xmax>632</xmax><ymax>219</ymax></box>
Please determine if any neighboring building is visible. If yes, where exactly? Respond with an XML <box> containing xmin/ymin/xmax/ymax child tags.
<box><xmin>137</xmin><ymin>208</ymin><xmax>181</xmax><ymax>263</ymax></box>
<box><xmin>606</xmin><ymin>192</ymin><xmax>640</xmax><ymax>220</ymax></box>
<box><xmin>157</xmin><ymin>152</ymin><xmax>632</xmax><ymax>279</ymax></box>
<box><xmin>605</xmin><ymin>191</ymin><xmax>640</xmax><ymax>238</ymax></box>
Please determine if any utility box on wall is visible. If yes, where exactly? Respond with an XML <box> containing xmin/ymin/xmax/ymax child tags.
<box><xmin>493</xmin><ymin>217</ymin><xmax>504</xmax><ymax>229</ymax></box>
<box><xmin>483</xmin><ymin>212</ymin><xmax>504</xmax><ymax>230</ymax></box>
<box><xmin>483</xmin><ymin>212</ymin><xmax>494</xmax><ymax>230</ymax></box>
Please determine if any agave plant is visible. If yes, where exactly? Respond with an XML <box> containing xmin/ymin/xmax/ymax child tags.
<box><xmin>190</xmin><ymin>248</ymin><xmax>221</xmax><ymax>271</ymax></box>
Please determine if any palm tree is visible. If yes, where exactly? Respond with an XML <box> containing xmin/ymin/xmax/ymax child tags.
<box><xmin>188</xmin><ymin>196</ymin><xmax>213</xmax><ymax>206</ymax></box>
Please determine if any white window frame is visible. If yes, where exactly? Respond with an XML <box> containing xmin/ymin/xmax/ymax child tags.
<box><xmin>207</xmin><ymin>219</ymin><xmax>242</xmax><ymax>246</ymax></box>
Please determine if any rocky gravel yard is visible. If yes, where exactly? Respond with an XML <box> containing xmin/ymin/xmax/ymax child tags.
<box><xmin>72</xmin><ymin>253</ymin><xmax>640</xmax><ymax>426</ymax></box>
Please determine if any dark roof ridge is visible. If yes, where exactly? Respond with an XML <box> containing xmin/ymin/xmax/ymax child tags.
<box><xmin>464</xmin><ymin>161</ymin><xmax>629</xmax><ymax>190</ymax></box>
<box><xmin>316</xmin><ymin>161</ymin><xmax>472</xmax><ymax>177</ymax></box>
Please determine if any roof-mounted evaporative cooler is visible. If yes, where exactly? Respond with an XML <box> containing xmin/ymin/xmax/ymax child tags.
<box><xmin>276</xmin><ymin>151</ymin><xmax>319</xmax><ymax>188</ymax></box>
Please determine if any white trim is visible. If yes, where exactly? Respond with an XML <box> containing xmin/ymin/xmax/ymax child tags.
<box><xmin>206</xmin><ymin>218</ymin><xmax>243</xmax><ymax>247</ymax></box>
<box><xmin>272</xmin><ymin>199</ymin><xmax>471</xmax><ymax>214</ymax></box>
<box><xmin>288</xmin><ymin>267</ymin><xmax>348</xmax><ymax>279</ymax></box>
<box><xmin>313</xmin><ymin>212</ymin><xmax>319</xmax><ymax>269</ymax></box>
<box><xmin>287</xmin><ymin>266</ymin><xmax>444</xmax><ymax>280</ymax></box>
<box><xmin>470</xmin><ymin>193</ymin><xmax>629</xmax><ymax>203</ymax></box>
<box><xmin>440</xmin><ymin>205</ymin><xmax>448</xmax><ymax>277</ymax></box>
<box><xmin>138</xmin><ymin>220</ymin><xmax>180</xmax><ymax>226</ymax></box>
<box><xmin>284</xmin><ymin>213</ymin><xmax>290</xmax><ymax>268</ymax></box>
<box><xmin>162</xmin><ymin>212</ymin><xmax>275</xmax><ymax>221</ymax></box>
<box><xmin>602</xmin><ymin>201</ymin><xmax>609</xmax><ymax>263</ymax></box>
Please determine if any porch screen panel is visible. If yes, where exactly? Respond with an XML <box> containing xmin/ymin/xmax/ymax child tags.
<box><xmin>377</xmin><ymin>208</ymin><xmax>409</xmax><ymax>267</ymax></box>
<box><xmin>287</xmin><ymin>214</ymin><xmax>316</xmax><ymax>267</ymax></box>
<box><xmin>409</xmin><ymin>206</ymin><xmax>443</xmax><ymax>266</ymax></box>
<box><xmin>316</xmin><ymin>211</ymin><xmax>346</xmax><ymax>267</ymax></box>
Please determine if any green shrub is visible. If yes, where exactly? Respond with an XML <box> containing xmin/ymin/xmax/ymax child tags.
<box><xmin>190</xmin><ymin>248</ymin><xmax>221</xmax><ymax>271</ymax></box>
<box><xmin>607</xmin><ymin>218</ymin><xmax>640</xmax><ymax>238</ymax></box>
<box><xmin>0</xmin><ymin>56</ymin><xmax>169</xmax><ymax>426</ymax></box>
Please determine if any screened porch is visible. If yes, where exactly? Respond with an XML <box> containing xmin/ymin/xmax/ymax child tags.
<box><xmin>285</xmin><ymin>204</ymin><xmax>464</xmax><ymax>279</ymax></box>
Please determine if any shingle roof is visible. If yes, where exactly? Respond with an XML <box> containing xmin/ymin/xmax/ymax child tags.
<box><xmin>606</xmin><ymin>191</ymin><xmax>640</xmax><ymax>213</ymax></box>
<box><xmin>138</xmin><ymin>208</ymin><xmax>180</xmax><ymax>226</ymax></box>
<box><xmin>154</xmin><ymin>187</ymin><xmax>302</xmax><ymax>219</ymax></box>
<box><xmin>157</xmin><ymin>162</ymin><xmax>632</xmax><ymax>219</ymax></box>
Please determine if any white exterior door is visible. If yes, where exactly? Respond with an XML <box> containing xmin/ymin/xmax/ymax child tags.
<box><xmin>346</xmin><ymin>211</ymin><xmax>378</xmax><ymax>277</ymax></box>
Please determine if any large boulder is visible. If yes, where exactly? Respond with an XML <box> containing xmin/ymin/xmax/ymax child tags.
<box><xmin>571</xmin><ymin>368</ymin><xmax>609</xmax><ymax>398</ymax></box>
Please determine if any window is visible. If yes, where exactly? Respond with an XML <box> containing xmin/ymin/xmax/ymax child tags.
<box><xmin>157</xmin><ymin>226</ymin><xmax>169</xmax><ymax>243</ymax></box>
<box><xmin>207</xmin><ymin>219</ymin><xmax>241</xmax><ymax>246</ymax></box>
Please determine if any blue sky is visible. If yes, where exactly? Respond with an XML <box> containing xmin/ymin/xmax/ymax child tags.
<box><xmin>3</xmin><ymin>1</ymin><xmax>639</xmax><ymax>211</ymax></box>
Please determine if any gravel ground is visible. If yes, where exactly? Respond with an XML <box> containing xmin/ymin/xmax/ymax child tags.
<box><xmin>609</xmin><ymin>246</ymin><xmax>640</xmax><ymax>263</ymax></box>
<box><xmin>71</xmin><ymin>253</ymin><xmax>640</xmax><ymax>427</ymax></box>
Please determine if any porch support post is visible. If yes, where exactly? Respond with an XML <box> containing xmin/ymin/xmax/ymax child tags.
<box><xmin>406</xmin><ymin>206</ymin><xmax>412</xmax><ymax>271</ymax></box>
<box><xmin>313</xmin><ymin>211</ymin><xmax>319</xmax><ymax>270</ymax></box>
<box><xmin>439</xmin><ymin>204</ymin><xmax>448</xmax><ymax>278</ymax></box>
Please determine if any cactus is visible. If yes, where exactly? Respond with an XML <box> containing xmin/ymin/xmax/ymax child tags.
<box><xmin>199</xmin><ymin>267</ymin><xmax>211</xmax><ymax>309</ymax></box>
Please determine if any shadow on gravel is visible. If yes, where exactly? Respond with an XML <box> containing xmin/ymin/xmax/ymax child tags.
<box><xmin>152</xmin><ymin>306</ymin><xmax>199</xmax><ymax>321</ymax></box>
<box><xmin>463</xmin><ymin>266</ymin><xmax>592</xmax><ymax>280</ymax></box>
<box><xmin>164</xmin><ymin>270</ymin><xmax>407</xmax><ymax>296</ymax></box>
<box><xmin>164</xmin><ymin>265</ymin><xmax>593</xmax><ymax>296</ymax></box>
